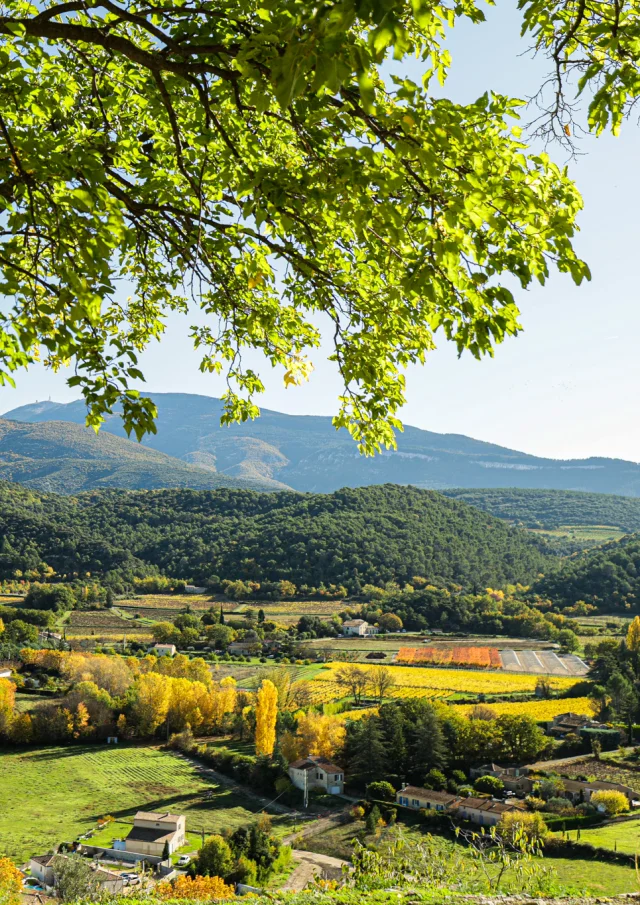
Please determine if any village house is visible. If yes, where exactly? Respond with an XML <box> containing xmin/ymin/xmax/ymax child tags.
<box><xmin>556</xmin><ymin>778</ymin><xmax>639</xmax><ymax>805</ymax></box>
<box><xmin>153</xmin><ymin>643</ymin><xmax>177</xmax><ymax>657</ymax></box>
<box><xmin>341</xmin><ymin>619</ymin><xmax>379</xmax><ymax>637</ymax></box>
<box><xmin>29</xmin><ymin>853</ymin><xmax>56</xmax><ymax>887</ymax></box>
<box><xmin>288</xmin><ymin>756</ymin><xmax>345</xmax><ymax>794</ymax></box>
<box><xmin>185</xmin><ymin>585</ymin><xmax>207</xmax><ymax>594</ymax></box>
<box><xmin>124</xmin><ymin>811</ymin><xmax>186</xmax><ymax>857</ymax></box>
<box><xmin>396</xmin><ymin>785</ymin><xmax>458</xmax><ymax>812</ymax></box>
<box><xmin>451</xmin><ymin>796</ymin><xmax>525</xmax><ymax>827</ymax></box>
<box><xmin>546</xmin><ymin>712</ymin><xmax>610</xmax><ymax>739</ymax></box>
<box><xmin>0</xmin><ymin>667</ymin><xmax>11</xmax><ymax>679</ymax></box>
<box><xmin>470</xmin><ymin>764</ymin><xmax>533</xmax><ymax>795</ymax></box>
<box><xmin>28</xmin><ymin>855</ymin><xmax>125</xmax><ymax>894</ymax></box>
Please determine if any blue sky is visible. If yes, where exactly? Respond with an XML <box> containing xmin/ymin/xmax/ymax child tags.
<box><xmin>0</xmin><ymin>4</ymin><xmax>637</xmax><ymax>462</ymax></box>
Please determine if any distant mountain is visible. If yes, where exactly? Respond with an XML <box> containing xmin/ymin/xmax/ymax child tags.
<box><xmin>5</xmin><ymin>393</ymin><xmax>640</xmax><ymax>496</ymax></box>
<box><xmin>0</xmin><ymin>419</ymin><xmax>282</xmax><ymax>493</ymax></box>
<box><xmin>443</xmin><ymin>488</ymin><xmax>640</xmax><ymax>532</ymax></box>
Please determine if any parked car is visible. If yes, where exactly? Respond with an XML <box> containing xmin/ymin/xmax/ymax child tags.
<box><xmin>177</xmin><ymin>855</ymin><xmax>191</xmax><ymax>866</ymax></box>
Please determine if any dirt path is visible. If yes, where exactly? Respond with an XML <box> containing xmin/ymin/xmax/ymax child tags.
<box><xmin>282</xmin><ymin>850</ymin><xmax>349</xmax><ymax>891</ymax></box>
<box><xmin>282</xmin><ymin>812</ymin><xmax>348</xmax><ymax>845</ymax></box>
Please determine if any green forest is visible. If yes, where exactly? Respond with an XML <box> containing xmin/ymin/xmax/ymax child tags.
<box><xmin>532</xmin><ymin>535</ymin><xmax>640</xmax><ymax>611</ymax></box>
<box><xmin>444</xmin><ymin>488</ymin><xmax>640</xmax><ymax>531</ymax></box>
<box><xmin>0</xmin><ymin>482</ymin><xmax>551</xmax><ymax>594</ymax></box>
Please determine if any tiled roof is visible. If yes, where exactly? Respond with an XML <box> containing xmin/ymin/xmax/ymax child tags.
<box><xmin>453</xmin><ymin>797</ymin><xmax>523</xmax><ymax>815</ymax></box>
<box><xmin>398</xmin><ymin>786</ymin><xmax>457</xmax><ymax>803</ymax></box>
<box><xmin>30</xmin><ymin>855</ymin><xmax>55</xmax><ymax>867</ymax></box>
<box><xmin>126</xmin><ymin>827</ymin><xmax>175</xmax><ymax>844</ymax></box>
<box><xmin>134</xmin><ymin>811</ymin><xmax>182</xmax><ymax>822</ymax></box>
<box><xmin>289</xmin><ymin>756</ymin><xmax>342</xmax><ymax>774</ymax></box>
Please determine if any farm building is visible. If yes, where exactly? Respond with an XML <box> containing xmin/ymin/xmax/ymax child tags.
<box><xmin>289</xmin><ymin>756</ymin><xmax>344</xmax><ymax>794</ymax></box>
<box><xmin>153</xmin><ymin>643</ymin><xmax>177</xmax><ymax>657</ymax></box>
<box><xmin>124</xmin><ymin>811</ymin><xmax>186</xmax><ymax>857</ymax></box>
<box><xmin>341</xmin><ymin>619</ymin><xmax>378</xmax><ymax>636</ymax></box>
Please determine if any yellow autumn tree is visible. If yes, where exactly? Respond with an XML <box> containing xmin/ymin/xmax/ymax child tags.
<box><xmin>0</xmin><ymin>678</ymin><xmax>16</xmax><ymax>735</ymax></box>
<box><xmin>0</xmin><ymin>857</ymin><xmax>22</xmax><ymax>905</ymax></box>
<box><xmin>156</xmin><ymin>875</ymin><xmax>234</xmax><ymax>900</ymax></box>
<box><xmin>9</xmin><ymin>711</ymin><xmax>32</xmax><ymax>743</ymax></box>
<box><xmin>255</xmin><ymin>679</ymin><xmax>278</xmax><ymax>756</ymax></box>
<box><xmin>281</xmin><ymin>712</ymin><xmax>346</xmax><ymax>762</ymax></box>
<box><xmin>627</xmin><ymin>616</ymin><xmax>640</xmax><ymax>652</ymax></box>
<box><xmin>130</xmin><ymin>672</ymin><xmax>171</xmax><ymax>735</ymax></box>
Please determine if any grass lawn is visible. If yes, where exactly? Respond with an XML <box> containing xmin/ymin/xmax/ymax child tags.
<box><xmin>0</xmin><ymin>744</ymin><xmax>293</xmax><ymax>864</ymax></box>
<box><xmin>567</xmin><ymin>818</ymin><xmax>640</xmax><ymax>855</ymax></box>
<box><xmin>301</xmin><ymin>822</ymin><xmax>640</xmax><ymax>896</ymax></box>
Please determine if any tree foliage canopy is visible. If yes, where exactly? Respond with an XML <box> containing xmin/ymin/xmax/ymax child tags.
<box><xmin>2</xmin><ymin>0</ymin><xmax>625</xmax><ymax>449</ymax></box>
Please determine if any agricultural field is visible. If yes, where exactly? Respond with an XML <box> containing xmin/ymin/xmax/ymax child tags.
<box><xmin>530</xmin><ymin>525</ymin><xmax>626</xmax><ymax>543</ymax></box>
<box><xmin>312</xmin><ymin>662</ymin><xmax>584</xmax><ymax>696</ymax></box>
<box><xmin>0</xmin><ymin>744</ymin><xmax>292</xmax><ymax>863</ymax></box>
<box><xmin>117</xmin><ymin>595</ymin><xmax>345</xmax><ymax>627</ymax></box>
<box><xmin>453</xmin><ymin>696</ymin><xmax>596</xmax><ymax>720</ymax></box>
<box><xmin>553</xmin><ymin>758</ymin><xmax>640</xmax><ymax>791</ymax></box>
<box><xmin>397</xmin><ymin>646</ymin><xmax>502</xmax><ymax>668</ymax></box>
<box><xmin>63</xmin><ymin>609</ymin><xmax>154</xmax><ymax>642</ymax></box>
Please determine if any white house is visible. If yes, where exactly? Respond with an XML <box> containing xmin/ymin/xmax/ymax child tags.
<box><xmin>153</xmin><ymin>643</ymin><xmax>177</xmax><ymax>657</ymax></box>
<box><xmin>0</xmin><ymin>668</ymin><xmax>11</xmax><ymax>679</ymax></box>
<box><xmin>125</xmin><ymin>811</ymin><xmax>186</xmax><ymax>857</ymax></box>
<box><xmin>289</xmin><ymin>756</ymin><xmax>344</xmax><ymax>794</ymax></box>
<box><xmin>341</xmin><ymin>619</ymin><xmax>379</xmax><ymax>636</ymax></box>
<box><xmin>29</xmin><ymin>855</ymin><xmax>124</xmax><ymax>894</ymax></box>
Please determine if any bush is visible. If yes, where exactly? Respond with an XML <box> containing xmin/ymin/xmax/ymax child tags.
<box><xmin>473</xmin><ymin>775</ymin><xmax>504</xmax><ymax>795</ymax></box>
<box><xmin>366</xmin><ymin>781</ymin><xmax>396</xmax><ymax>802</ymax></box>
<box><xmin>590</xmin><ymin>790</ymin><xmax>629</xmax><ymax>816</ymax></box>
<box><xmin>497</xmin><ymin>810</ymin><xmax>548</xmax><ymax>845</ymax></box>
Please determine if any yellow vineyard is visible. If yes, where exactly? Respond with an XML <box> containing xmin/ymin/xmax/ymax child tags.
<box><xmin>313</xmin><ymin>662</ymin><xmax>582</xmax><ymax>696</ymax></box>
<box><xmin>453</xmin><ymin>696</ymin><xmax>596</xmax><ymax>720</ymax></box>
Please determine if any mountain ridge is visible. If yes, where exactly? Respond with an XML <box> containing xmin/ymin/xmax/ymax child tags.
<box><xmin>4</xmin><ymin>393</ymin><xmax>640</xmax><ymax>496</ymax></box>
<box><xmin>0</xmin><ymin>418</ymin><xmax>284</xmax><ymax>494</ymax></box>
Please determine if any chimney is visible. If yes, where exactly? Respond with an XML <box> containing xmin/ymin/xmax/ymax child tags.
<box><xmin>401</xmin><ymin>783</ymin><xmax>407</xmax><ymax>791</ymax></box>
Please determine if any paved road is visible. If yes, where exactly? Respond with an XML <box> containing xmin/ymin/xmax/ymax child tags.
<box><xmin>282</xmin><ymin>851</ymin><xmax>349</xmax><ymax>891</ymax></box>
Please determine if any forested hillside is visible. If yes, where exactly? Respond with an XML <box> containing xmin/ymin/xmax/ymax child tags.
<box><xmin>0</xmin><ymin>482</ymin><xmax>551</xmax><ymax>592</ymax></box>
<box><xmin>444</xmin><ymin>488</ymin><xmax>640</xmax><ymax>531</ymax></box>
<box><xmin>532</xmin><ymin>535</ymin><xmax>640</xmax><ymax>612</ymax></box>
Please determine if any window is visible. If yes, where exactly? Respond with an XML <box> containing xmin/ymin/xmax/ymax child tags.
<box><xmin>412</xmin><ymin>799</ymin><xmax>419</xmax><ymax>807</ymax></box>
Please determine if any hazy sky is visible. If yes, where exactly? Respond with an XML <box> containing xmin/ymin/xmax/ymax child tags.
<box><xmin>0</xmin><ymin>5</ymin><xmax>637</xmax><ymax>462</ymax></box>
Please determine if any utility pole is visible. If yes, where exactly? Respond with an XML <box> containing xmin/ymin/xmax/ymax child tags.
<box><xmin>303</xmin><ymin>768</ymin><xmax>308</xmax><ymax>810</ymax></box>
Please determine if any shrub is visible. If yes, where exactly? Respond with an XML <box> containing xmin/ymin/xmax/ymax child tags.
<box><xmin>473</xmin><ymin>775</ymin><xmax>504</xmax><ymax>795</ymax></box>
<box><xmin>156</xmin><ymin>876</ymin><xmax>234</xmax><ymax>900</ymax></box>
<box><xmin>366</xmin><ymin>781</ymin><xmax>396</xmax><ymax>801</ymax></box>
<box><xmin>590</xmin><ymin>790</ymin><xmax>629</xmax><ymax>816</ymax></box>
<box><xmin>497</xmin><ymin>810</ymin><xmax>548</xmax><ymax>845</ymax></box>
